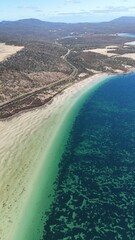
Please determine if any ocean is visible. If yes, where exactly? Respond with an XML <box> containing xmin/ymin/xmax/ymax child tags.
<box><xmin>43</xmin><ymin>72</ymin><xmax>135</xmax><ymax>239</ymax></box>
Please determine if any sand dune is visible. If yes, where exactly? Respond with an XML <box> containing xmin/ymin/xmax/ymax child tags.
<box><xmin>0</xmin><ymin>73</ymin><xmax>108</xmax><ymax>240</ymax></box>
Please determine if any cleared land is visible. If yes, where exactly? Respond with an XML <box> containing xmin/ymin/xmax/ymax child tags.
<box><xmin>83</xmin><ymin>45</ymin><xmax>135</xmax><ymax>60</ymax></box>
<box><xmin>0</xmin><ymin>43</ymin><xmax>23</xmax><ymax>62</ymax></box>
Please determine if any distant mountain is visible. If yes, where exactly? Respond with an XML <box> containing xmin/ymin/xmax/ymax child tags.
<box><xmin>0</xmin><ymin>18</ymin><xmax>68</xmax><ymax>28</ymax></box>
<box><xmin>110</xmin><ymin>16</ymin><xmax>135</xmax><ymax>24</ymax></box>
<box><xmin>0</xmin><ymin>18</ymin><xmax>69</xmax><ymax>43</ymax></box>
<box><xmin>0</xmin><ymin>16</ymin><xmax>135</xmax><ymax>43</ymax></box>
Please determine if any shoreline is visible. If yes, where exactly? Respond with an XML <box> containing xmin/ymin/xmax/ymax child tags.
<box><xmin>0</xmin><ymin>67</ymin><xmax>134</xmax><ymax>121</ymax></box>
<box><xmin>0</xmin><ymin>72</ymin><xmax>122</xmax><ymax>239</ymax></box>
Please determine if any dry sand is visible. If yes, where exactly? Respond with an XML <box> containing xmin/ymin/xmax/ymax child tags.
<box><xmin>83</xmin><ymin>46</ymin><xmax>119</xmax><ymax>57</ymax></box>
<box><xmin>0</xmin><ymin>73</ymin><xmax>108</xmax><ymax>240</ymax></box>
<box><xmin>83</xmin><ymin>45</ymin><xmax>135</xmax><ymax>62</ymax></box>
<box><xmin>125</xmin><ymin>41</ymin><xmax>135</xmax><ymax>46</ymax></box>
<box><xmin>120</xmin><ymin>53</ymin><xmax>135</xmax><ymax>60</ymax></box>
<box><xmin>0</xmin><ymin>43</ymin><xmax>23</xmax><ymax>62</ymax></box>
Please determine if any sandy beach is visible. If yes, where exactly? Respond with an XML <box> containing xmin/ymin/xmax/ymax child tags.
<box><xmin>0</xmin><ymin>73</ymin><xmax>109</xmax><ymax>240</ymax></box>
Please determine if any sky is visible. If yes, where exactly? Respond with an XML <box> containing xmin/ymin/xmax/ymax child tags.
<box><xmin>1</xmin><ymin>0</ymin><xmax>135</xmax><ymax>23</ymax></box>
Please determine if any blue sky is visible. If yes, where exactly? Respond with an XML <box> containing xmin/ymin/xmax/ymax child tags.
<box><xmin>1</xmin><ymin>0</ymin><xmax>135</xmax><ymax>22</ymax></box>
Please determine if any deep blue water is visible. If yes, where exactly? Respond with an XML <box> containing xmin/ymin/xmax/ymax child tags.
<box><xmin>43</xmin><ymin>72</ymin><xmax>135</xmax><ymax>240</ymax></box>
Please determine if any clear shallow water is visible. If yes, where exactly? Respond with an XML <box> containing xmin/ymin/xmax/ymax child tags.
<box><xmin>43</xmin><ymin>72</ymin><xmax>135</xmax><ymax>239</ymax></box>
<box><xmin>14</xmin><ymin>77</ymin><xmax>107</xmax><ymax>240</ymax></box>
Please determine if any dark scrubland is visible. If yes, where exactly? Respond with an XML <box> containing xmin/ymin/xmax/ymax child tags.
<box><xmin>58</xmin><ymin>34</ymin><xmax>130</xmax><ymax>49</ymax></box>
<box><xmin>0</xmin><ymin>42</ymin><xmax>72</xmax><ymax>102</ymax></box>
<box><xmin>1</xmin><ymin>16</ymin><xmax>135</xmax><ymax>118</ymax></box>
<box><xmin>107</xmin><ymin>45</ymin><xmax>135</xmax><ymax>54</ymax></box>
<box><xmin>67</xmin><ymin>50</ymin><xmax>135</xmax><ymax>74</ymax></box>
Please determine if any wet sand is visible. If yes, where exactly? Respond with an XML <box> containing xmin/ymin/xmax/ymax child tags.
<box><xmin>0</xmin><ymin>73</ymin><xmax>108</xmax><ymax>240</ymax></box>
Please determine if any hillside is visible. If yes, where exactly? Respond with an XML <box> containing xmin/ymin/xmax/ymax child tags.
<box><xmin>1</xmin><ymin>16</ymin><xmax>135</xmax><ymax>118</ymax></box>
<box><xmin>0</xmin><ymin>17</ymin><xmax>135</xmax><ymax>43</ymax></box>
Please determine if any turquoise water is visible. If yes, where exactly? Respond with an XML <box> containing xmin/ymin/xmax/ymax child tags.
<box><xmin>43</xmin><ymin>72</ymin><xmax>135</xmax><ymax>239</ymax></box>
<box><xmin>118</xmin><ymin>33</ymin><xmax>135</xmax><ymax>38</ymax></box>
<box><xmin>14</xmin><ymin>77</ymin><xmax>107</xmax><ymax>240</ymax></box>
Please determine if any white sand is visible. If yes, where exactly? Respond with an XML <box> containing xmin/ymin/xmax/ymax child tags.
<box><xmin>0</xmin><ymin>43</ymin><xmax>23</xmax><ymax>62</ymax></box>
<box><xmin>0</xmin><ymin>73</ymin><xmax>108</xmax><ymax>240</ymax></box>
<box><xmin>78</xmin><ymin>73</ymin><xmax>88</xmax><ymax>78</ymax></box>
<box><xmin>125</xmin><ymin>41</ymin><xmax>135</xmax><ymax>46</ymax></box>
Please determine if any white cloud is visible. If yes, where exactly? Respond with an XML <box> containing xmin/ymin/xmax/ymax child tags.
<box><xmin>64</xmin><ymin>0</ymin><xmax>81</xmax><ymax>4</ymax></box>
<box><xmin>18</xmin><ymin>5</ymin><xmax>39</xmax><ymax>10</ymax></box>
<box><xmin>93</xmin><ymin>6</ymin><xmax>135</xmax><ymax>14</ymax></box>
<box><xmin>55</xmin><ymin>5</ymin><xmax>135</xmax><ymax>18</ymax></box>
<box><xmin>17</xmin><ymin>5</ymin><xmax>43</xmax><ymax>13</ymax></box>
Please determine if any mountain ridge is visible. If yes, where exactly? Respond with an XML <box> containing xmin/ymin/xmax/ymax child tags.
<box><xmin>1</xmin><ymin>16</ymin><xmax>135</xmax><ymax>25</ymax></box>
<box><xmin>0</xmin><ymin>16</ymin><xmax>135</xmax><ymax>43</ymax></box>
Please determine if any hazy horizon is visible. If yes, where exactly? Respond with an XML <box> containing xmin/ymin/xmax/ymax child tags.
<box><xmin>1</xmin><ymin>0</ymin><xmax>135</xmax><ymax>23</ymax></box>
<box><xmin>0</xmin><ymin>15</ymin><xmax>134</xmax><ymax>24</ymax></box>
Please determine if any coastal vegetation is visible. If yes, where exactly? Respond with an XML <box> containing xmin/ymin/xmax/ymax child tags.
<box><xmin>0</xmin><ymin>17</ymin><xmax>135</xmax><ymax>118</ymax></box>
